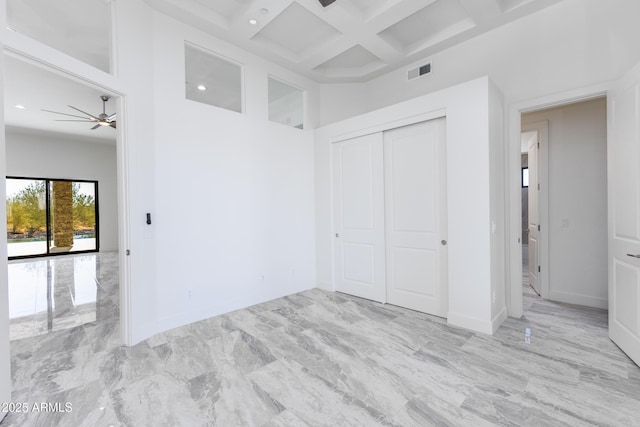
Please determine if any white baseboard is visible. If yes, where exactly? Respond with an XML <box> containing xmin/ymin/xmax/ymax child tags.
<box><xmin>447</xmin><ymin>311</ymin><xmax>495</xmax><ymax>335</ymax></box>
<box><xmin>316</xmin><ymin>280</ymin><xmax>334</xmax><ymax>291</ymax></box>
<box><xmin>549</xmin><ymin>290</ymin><xmax>607</xmax><ymax>309</ymax></box>
<box><xmin>491</xmin><ymin>306</ymin><xmax>508</xmax><ymax>334</ymax></box>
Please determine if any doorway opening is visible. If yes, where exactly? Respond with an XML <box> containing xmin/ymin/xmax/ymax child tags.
<box><xmin>510</xmin><ymin>93</ymin><xmax>608</xmax><ymax>316</ymax></box>
<box><xmin>3</xmin><ymin>53</ymin><xmax>127</xmax><ymax>343</ymax></box>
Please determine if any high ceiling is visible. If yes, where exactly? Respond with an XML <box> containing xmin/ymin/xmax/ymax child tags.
<box><xmin>145</xmin><ymin>0</ymin><xmax>563</xmax><ymax>83</ymax></box>
<box><xmin>3</xmin><ymin>0</ymin><xmax>563</xmax><ymax>140</ymax></box>
<box><xmin>4</xmin><ymin>56</ymin><xmax>117</xmax><ymax>143</ymax></box>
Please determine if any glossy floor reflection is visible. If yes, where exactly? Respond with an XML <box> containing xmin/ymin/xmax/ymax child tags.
<box><xmin>8</xmin><ymin>252</ymin><xmax>119</xmax><ymax>340</ymax></box>
<box><xmin>6</xmin><ymin>270</ymin><xmax>640</xmax><ymax>426</ymax></box>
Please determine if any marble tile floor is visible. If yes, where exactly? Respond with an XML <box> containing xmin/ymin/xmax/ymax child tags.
<box><xmin>7</xmin><ymin>252</ymin><xmax>120</xmax><ymax>341</ymax></box>
<box><xmin>4</xmin><ymin>273</ymin><xmax>640</xmax><ymax>426</ymax></box>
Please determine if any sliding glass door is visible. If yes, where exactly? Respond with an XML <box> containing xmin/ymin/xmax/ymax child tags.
<box><xmin>6</xmin><ymin>177</ymin><xmax>99</xmax><ymax>259</ymax></box>
<box><xmin>6</xmin><ymin>178</ymin><xmax>47</xmax><ymax>257</ymax></box>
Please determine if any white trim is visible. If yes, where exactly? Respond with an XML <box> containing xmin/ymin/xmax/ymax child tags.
<box><xmin>316</xmin><ymin>280</ymin><xmax>333</xmax><ymax>291</ymax></box>
<box><xmin>447</xmin><ymin>311</ymin><xmax>494</xmax><ymax>335</ymax></box>
<box><xmin>116</xmin><ymin>95</ymin><xmax>132</xmax><ymax>346</ymax></box>
<box><xmin>491</xmin><ymin>307</ymin><xmax>508</xmax><ymax>334</ymax></box>
<box><xmin>548</xmin><ymin>291</ymin><xmax>608</xmax><ymax>310</ymax></box>
<box><xmin>522</xmin><ymin>120</ymin><xmax>549</xmax><ymax>299</ymax></box>
<box><xmin>329</xmin><ymin>108</ymin><xmax>446</xmax><ymax>144</ymax></box>
<box><xmin>506</xmin><ymin>82</ymin><xmax>612</xmax><ymax>318</ymax></box>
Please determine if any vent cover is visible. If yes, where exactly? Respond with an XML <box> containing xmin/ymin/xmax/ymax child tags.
<box><xmin>408</xmin><ymin>62</ymin><xmax>432</xmax><ymax>80</ymax></box>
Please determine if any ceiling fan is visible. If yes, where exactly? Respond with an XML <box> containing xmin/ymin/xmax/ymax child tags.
<box><xmin>319</xmin><ymin>0</ymin><xmax>336</xmax><ymax>7</ymax></box>
<box><xmin>42</xmin><ymin>95</ymin><xmax>116</xmax><ymax>130</ymax></box>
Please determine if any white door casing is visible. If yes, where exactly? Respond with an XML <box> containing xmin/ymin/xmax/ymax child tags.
<box><xmin>609</xmin><ymin>63</ymin><xmax>640</xmax><ymax>367</ymax></box>
<box><xmin>527</xmin><ymin>131</ymin><xmax>540</xmax><ymax>296</ymax></box>
<box><xmin>384</xmin><ymin>119</ymin><xmax>448</xmax><ymax>316</ymax></box>
<box><xmin>332</xmin><ymin>132</ymin><xmax>386</xmax><ymax>302</ymax></box>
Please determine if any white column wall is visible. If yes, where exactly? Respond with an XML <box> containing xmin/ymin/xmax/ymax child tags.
<box><xmin>150</xmin><ymin>12</ymin><xmax>319</xmax><ymax>332</ymax></box>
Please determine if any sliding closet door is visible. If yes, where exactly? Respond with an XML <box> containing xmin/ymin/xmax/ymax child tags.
<box><xmin>332</xmin><ymin>132</ymin><xmax>386</xmax><ymax>302</ymax></box>
<box><xmin>384</xmin><ymin>118</ymin><xmax>448</xmax><ymax>317</ymax></box>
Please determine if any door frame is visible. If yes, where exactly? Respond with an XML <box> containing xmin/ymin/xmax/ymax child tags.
<box><xmin>522</xmin><ymin>121</ymin><xmax>549</xmax><ymax>299</ymax></box>
<box><xmin>506</xmin><ymin>83</ymin><xmax>610</xmax><ymax>317</ymax></box>
<box><xmin>1</xmin><ymin>51</ymin><xmax>132</xmax><ymax>345</ymax></box>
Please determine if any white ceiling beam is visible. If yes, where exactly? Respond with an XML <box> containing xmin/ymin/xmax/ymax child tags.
<box><xmin>295</xmin><ymin>0</ymin><xmax>408</xmax><ymax>69</ymax></box>
<box><xmin>457</xmin><ymin>0</ymin><xmax>503</xmax><ymax>25</ymax></box>
<box><xmin>228</xmin><ymin>0</ymin><xmax>292</xmax><ymax>39</ymax></box>
<box><xmin>366</xmin><ymin>0</ymin><xmax>439</xmax><ymax>32</ymax></box>
<box><xmin>144</xmin><ymin>0</ymin><xmax>229</xmax><ymax>29</ymax></box>
<box><xmin>297</xmin><ymin>38</ymin><xmax>357</xmax><ymax>70</ymax></box>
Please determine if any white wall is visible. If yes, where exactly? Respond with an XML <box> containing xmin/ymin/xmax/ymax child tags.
<box><xmin>150</xmin><ymin>12</ymin><xmax>318</xmax><ymax>332</ymax></box>
<box><xmin>112</xmin><ymin>0</ymin><xmax>159</xmax><ymax>344</ymax></box>
<box><xmin>315</xmin><ymin>76</ymin><xmax>506</xmax><ymax>334</ymax></box>
<box><xmin>0</xmin><ymin>49</ymin><xmax>10</xmax><ymax>422</ymax></box>
<box><xmin>317</xmin><ymin>83</ymin><xmax>370</xmax><ymax>127</ymax></box>
<box><xmin>5</xmin><ymin>129</ymin><xmax>118</xmax><ymax>251</ymax></box>
<box><xmin>522</xmin><ymin>98</ymin><xmax>608</xmax><ymax>308</ymax></box>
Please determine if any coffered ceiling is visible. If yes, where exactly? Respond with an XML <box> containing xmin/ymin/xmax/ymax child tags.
<box><xmin>145</xmin><ymin>0</ymin><xmax>563</xmax><ymax>82</ymax></box>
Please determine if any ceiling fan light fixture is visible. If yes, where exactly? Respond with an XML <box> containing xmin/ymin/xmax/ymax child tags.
<box><xmin>43</xmin><ymin>95</ymin><xmax>116</xmax><ymax>131</ymax></box>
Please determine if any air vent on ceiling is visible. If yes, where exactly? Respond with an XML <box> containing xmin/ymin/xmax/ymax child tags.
<box><xmin>407</xmin><ymin>62</ymin><xmax>432</xmax><ymax>81</ymax></box>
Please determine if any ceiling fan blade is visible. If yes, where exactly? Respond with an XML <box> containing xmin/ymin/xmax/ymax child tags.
<box><xmin>319</xmin><ymin>0</ymin><xmax>336</xmax><ymax>6</ymax></box>
<box><xmin>107</xmin><ymin>113</ymin><xmax>116</xmax><ymax>121</ymax></box>
<box><xmin>90</xmin><ymin>124</ymin><xmax>102</xmax><ymax>130</ymax></box>
<box><xmin>42</xmin><ymin>109</ymin><xmax>94</xmax><ymax>120</ymax></box>
<box><xmin>54</xmin><ymin>119</ymin><xmax>94</xmax><ymax>122</ymax></box>
<box><xmin>67</xmin><ymin>105</ymin><xmax>101</xmax><ymax>120</ymax></box>
<box><xmin>109</xmin><ymin>120</ymin><xmax>116</xmax><ymax>129</ymax></box>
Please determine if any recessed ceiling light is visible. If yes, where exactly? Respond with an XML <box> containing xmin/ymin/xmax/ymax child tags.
<box><xmin>15</xmin><ymin>104</ymin><xmax>26</xmax><ymax>109</ymax></box>
<box><xmin>197</xmin><ymin>84</ymin><xmax>207</xmax><ymax>91</ymax></box>
<box><xmin>248</xmin><ymin>19</ymin><xmax>258</xmax><ymax>25</ymax></box>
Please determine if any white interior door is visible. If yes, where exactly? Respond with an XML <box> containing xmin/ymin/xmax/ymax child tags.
<box><xmin>332</xmin><ymin>132</ymin><xmax>386</xmax><ymax>302</ymax></box>
<box><xmin>384</xmin><ymin>118</ymin><xmax>448</xmax><ymax>317</ymax></box>
<box><xmin>527</xmin><ymin>131</ymin><xmax>541</xmax><ymax>296</ymax></box>
<box><xmin>609</xmin><ymin>63</ymin><xmax>640</xmax><ymax>367</ymax></box>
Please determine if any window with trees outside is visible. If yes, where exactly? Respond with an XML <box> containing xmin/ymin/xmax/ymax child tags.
<box><xmin>6</xmin><ymin>177</ymin><xmax>99</xmax><ymax>259</ymax></box>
